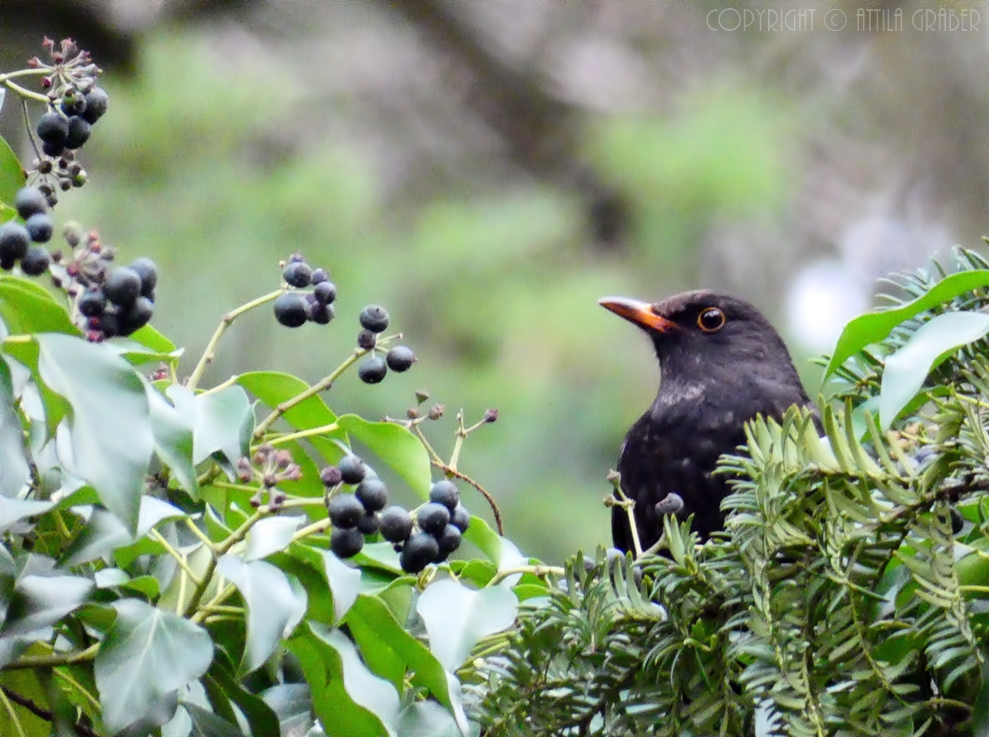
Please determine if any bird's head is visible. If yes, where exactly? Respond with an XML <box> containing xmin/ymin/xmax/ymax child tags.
<box><xmin>598</xmin><ymin>289</ymin><xmax>800</xmax><ymax>392</ymax></box>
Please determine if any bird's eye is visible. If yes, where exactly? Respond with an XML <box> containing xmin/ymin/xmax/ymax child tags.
<box><xmin>697</xmin><ymin>307</ymin><xmax>726</xmax><ymax>333</ymax></box>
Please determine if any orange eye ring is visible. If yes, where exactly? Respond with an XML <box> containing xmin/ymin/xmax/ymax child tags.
<box><xmin>697</xmin><ymin>307</ymin><xmax>726</xmax><ymax>333</ymax></box>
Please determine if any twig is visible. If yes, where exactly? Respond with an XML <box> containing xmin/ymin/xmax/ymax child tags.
<box><xmin>0</xmin><ymin>686</ymin><xmax>99</xmax><ymax>737</ymax></box>
<box><xmin>432</xmin><ymin>460</ymin><xmax>503</xmax><ymax>535</ymax></box>
<box><xmin>489</xmin><ymin>564</ymin><xmax>565</xmax><ymax>586</ymax></box>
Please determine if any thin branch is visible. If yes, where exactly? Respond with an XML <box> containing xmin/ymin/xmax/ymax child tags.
<box><xmin>0</xmin><ymin>686</ymin><xmax>99</xmax><ymax>737</ymax></box>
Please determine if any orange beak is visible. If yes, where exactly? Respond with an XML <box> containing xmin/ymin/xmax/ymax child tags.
<box><xmin>598</xmin><ymin>296</ymin><xmax>676</xmax><ymax>333</ymax></box>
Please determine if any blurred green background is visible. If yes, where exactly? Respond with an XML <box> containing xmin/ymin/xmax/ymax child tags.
<box><xmin>3</xmin><ymin>0</ymin><xmax>986</xmax><ymax>562</ymax></box>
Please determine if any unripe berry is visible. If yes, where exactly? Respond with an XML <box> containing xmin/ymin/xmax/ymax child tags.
<box><xmin>320</xmin><ymin>465</ymin><xmax>343</xmax><ymax>487</ymax></box>
<box><xmin>357</xmin><ymin>329</ymin><xmax>376</xmax><ymax>350</ymax></box>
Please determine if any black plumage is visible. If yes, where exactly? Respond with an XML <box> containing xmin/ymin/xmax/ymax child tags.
<box><xmin>600</xmin><ymin>290</ymin><xmax>814</xmax><ymax>553</ymax></box>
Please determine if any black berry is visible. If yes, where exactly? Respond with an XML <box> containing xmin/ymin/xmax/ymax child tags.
<box><xmin>386</xmin><ymin>346</ymin><xmax>416</xmax><ymax>372</ymax></box>
<box><xmin>400</xmin><ymin>533</ymin><xmax>439</xmax><ymax>574</ymax></box>
<box><xmin>336</xmin><ymin>455</ymin><xmax>366</xmax><ymax>485</ymax></box>
<box><xmin>119</xmin><ymin>296</ymin><xmax>154</xmax><ymax>335</ymax></box>
<box><xmin>64</xmin><ymin>117</ymin><xmax>92</xmax><ymax>150</ymax></box>
<box><xmin>437</xmin><ymin>524</ymin><xmax>462</xmax><ymax>557</ymax></box>
<box><xmin>313</xmin><ymin>280</ymin><xmax>336</xmax><ymax>305</ymax></box>
<box><xmin>273</xmin><ymin>292</ymin><xmax>309</xmax><ymax>328</ymax></box>
<box><xmin>129</xmin><ymin>257</ymin><xmax>158</xmax><ymax>297</ymax></box>
<box><xmin>450</xmin><ymin>504</ymin><xmax>471</xmax><ymax>533</ymax></box>
<box><xmin>330</xmin><ymin>527</ymin><xmax>364</xmax><ymax>559</ymax></box>
<box><xmin>101</xmin><ymin>311</ymin><xmax>121</xmax><ymax>338</ymax></box>
<box><xmin>379</xmin><ymin>506</ymin><xmax>413</xmax><ymax>544</ymax></box>
<box><xmin>0</xmin><ymin>222</ymin><xmax>30</xmax><ymax>262</ymax></box>
<box><xmin>417</xmin><ymin>503</ymin><xmax>450</xmax><ymax>537</ymax></box>
<box><xmin>61</xmin><ymin>91</ymin><xmax>87</xmax><ymax>116</ymax></box>
<box><xmin>82</xmin><ymin>87</ymin><xmax>108</xmax><ymax>124</ymax></box>
<box><xmin>357</xmin><ymin>329</ymin><xmax>376</xmax><ymax>350</ymax></box>
<box><xmin>105</xmin><ymin>267</ymin><xmax>142</xmax><ymax>308</ymax></box>
<box><xmin>309</xmin><ymin>303</ymin><xmax>334</xmax><ymax>325</ymax></box>
<box><xmin>19</xmin><ymin>246</ymin><xmax>50</xmax><ymax>276</ymax></box>
<box><xmin>78</xmin><ymin>289</ymin><xmax>106</xmax><ymax>317</ymax></box>
<box><xmin>36</xmin><ymin>112</ymin><xmax>69</xmax><ymax>145</ymax></box>
<box><xmin>328</xmin><ymin>494</ymin><xmax>365</xmax><ymax>529</ymax></box>
<box><xmin>359</xmin><ymin>305</ymin><xmax>389</xmax><ymax>333</ymax></box>
<box><xmin>283</xmin><ymin>261</ymin><xmax>312</xmax><ymax>288</ymax></box>
<box><xmin>358</xmin><ymin>355</ymin><xmax>387</xmax><ymax>385</ymax></box>
<box><xmin>14</xmin><ymin>188</ymin><xmax>48</xmax><ymax>220</ymax></box>
<box><xmin>25</xmin><ymin>214</ymin><xmax>53</xmax><ymax>243</ymax></box>
<box><xmin>429</xmin><ymin>480</ymin><xmax>459</xmax><ymax>512</ymax></box>
<box><xmin>357</xmin><ymin>512</ymin><xmax>380</xmax><ymax>536</ymax></box>
<box><xmin>320</xmin><ymin>465</ymin><xmax>343</xmax><ymax>487</ymax></box>
<box><xmin>356</xmin><ymin>478</ymin><xmax>388</xmax><ymax>513</ymax></box>
<box><xmin>310</xmin><ymin>268</ymin><xmax>329</xmax><ymax>285</ymax></box>
<box><xmin>41</xmin><ymin>140</ymin><xmax>65</xmax><ymax>158</ymax></box>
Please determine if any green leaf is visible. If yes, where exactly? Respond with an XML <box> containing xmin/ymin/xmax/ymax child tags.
<box><xmin>145</xmin><ymin>380</ymin><xmax>199</xmax><ymax>496</ymax></box>
<box><xmin>347</xmin><ymin>594</ymin><xmax>469</xmax><ymax>732</ymax></box>
<box><xmin>244</xmin><ymin>516</ymin><xmax>304</xmax><ymax>561</ymax></box>
<box><xmin>879</xmin><ymin>311</ymin><xmax>989</xmax><ymax>428</ymax></box>
<box><xmin>825</xmin><ymin>268</ymin><xmax>989</xmax><ymax>379</ymax></box>
<box><xmin>260</xmin><ymin>683</ymin><xmax>313</xmax><ymax>736</ymax></box>
<box><xmin>208</xmin><ymin>664</ymin><xmax>281</xmax><ymax>737</ymax></box>
<box><xmin>0</xmin><ymin>574</ymin><xmax>94</xmax><ymax>637</ymax></box>
<box><xmin>0</xmin><ymin>134</ymin><xmax>25</xmax><ymax>209</ymax></box>
<box><xmin>288</xmin><ymin>622</ymin><xmax>400</xmax><ymax>737</ymax></box>
<box><xmin>0</xmin><ymin>497</ymin><xmax>53</xmax><ymax>532</ymax></box>
<box><xmin>61</xmin><ymin>497</ymin><xmax>187</xmax><ymax>566</ymax></box>
<box><xmin>416</xmin><ymin>578</ymin><xmax>518</xmax><ymax>671</ymax></box>
<box><xmin>2</xmin><ymin>338</ymin><xmax>70</xmax><ymax>437</ymax></box>
<box><xmin>462</xmin><ymin>516</ymin><xmax>526</xmax><ymax>571</ymax></box>
<box><xmin>290</xmin><ymin>543</ymin><xmax>362</xmax><ymax>622</ymax></box>
<box><xmin>0</xmin><ymin>358</ymin><xmax>29</xmax><ymax>497</ymax></box>
<box><xmin>37</xmin><ymin>334</ymin><xmax>154</xmax><ymax>533</ymax></box>
<box><xmin>190</xmin><ymin>385</ymin><xmax>253</xmax><ymax>466</ymax></box>
<box><xmin>398</xmin><ymin>702</ymin><xmax>478</xmax><ymax>737</ymax></box>
<box><xmin>216</xmin><ymin>554</ymin><xmax>307</xmax><ymax>674</ymax></box>
<box><xmin>127</xmin><ymin>324</ymin><xmax>178</xmax><ymax>354</ymax></box>
<box><xmin>337</xmin><ymin>414</ymin><xmax>431</xmax><ymax>498</ymax></box>
<box><xmin>95</xmin><ymin>599</ymin><xmax>213</xmax><ymax>734</ymax></box>
<box><xmin>182</xmin><ymin>702</ymin><xmax>246</xmax><ymax>737</ymax></box>
<box><xmin>0</xmin><ymin>276</ymin><xmax>77</xmax><ymax>335</ymax></box>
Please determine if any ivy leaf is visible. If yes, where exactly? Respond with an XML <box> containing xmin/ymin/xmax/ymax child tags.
<box><xmin>462</xmin><ymin>516</ymin><xmax>526</xmax><ymax>573</ymax></box>
<box><xmin>0</xmin><ymin>498</ymin><xmax>54</xmax><ymax>532</ymax></box>
<box><xmin>337</xmin><ymin>414</ymin><xmax>431</xmax><ymax>498</ymax></box>
<box><xmin>288</xmin><ymin>622</ymin><xmax>400</xmax><ymax>737</ymax></box>
<box><xmin>61</xmin><ymin>497</ymin><xmax>187</xmax><ymax>566</ymax></box>
<box><xmin>216</xmin><ymin>554</ymin><xmax>307</xmax><ymax>674</ymax></box>
<box><xmin>0</xmin><ymin>574</ymin><xmax>94</xmax><ymax>637</ymax></box>
<box><xmin>244</xmin><ymin>516</ymin><xmax>304</xmax><ymax>561</ymax></box>
<box><xmin>0</xmin><ymin>134</ymin><xmax>25</xmax><ymax>209</ymax></box>
<box><xmin>182</xmin><ymin>702</ymin><xmax>245</xmax><ymax>737</ymax></box>
<box><xmin>94</xmin><ymin>599</ymin><xmax>213</xmax><ymax>734</ymax></box>
<box><xmin>347</xmin><ymin>594</ymin><xmax>469</xmax><ymax>732</ymax></box>
<box><xmin>145</xmin><ymin>380</ymin><xmax>199</xmax><ymax>496</ymax></box>
<box><xmin>260</xmin><ymin>683</ymin><xmax>313</xmax><ymax>736</ymax></box>
<box><xmin>825</xmin><ymin>268</ymin><xmax>989</xmax><ymax>379</ymax></box>
<box><xmin>416</xmin><ymin>578</ymin><xmax>518</xmax><ymax>672</ymax></box>
<box><xmin>398</xmin><ymin>702</ymin><xmax>479</xmax><ymax>737</ymax></box>
<box><xmin>0</xmin><ymin>357</ymin><xmax>29</xmax><ymax>498</ymax></box>
<box><xmin>190</xmin><ymin>385</ymin><xmax>253</xmax><ymax>466</ymax></box>
<box><xmin>290</xmin><ymin>543</ymin><xmax>362</xmax><ymax>622</ymax></box>
<box><xmin>0</xmin><ymin>276</ymin><xmax>78</xmax><ymax>336</ymax></box>
<box><xmin>36</xmin><ymin>334</ymin><xmax>154</xmax><ymax>533</ymax></box>
<box><xmin>879</xmin><ymin>311</ymin><xmax>989</xmax><ymax>428</ymax></box>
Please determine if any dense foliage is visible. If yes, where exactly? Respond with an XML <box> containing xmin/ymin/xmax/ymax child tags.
<box><xmin>2</xmin><ymin>36</ymin><xmax>989</xmax><ymax>737</ymax></box>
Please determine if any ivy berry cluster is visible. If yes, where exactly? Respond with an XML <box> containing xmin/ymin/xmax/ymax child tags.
<box><xmin>273</xmin><ymin>253</ymin><xmax>337</xmax><ymax>327</ymax></box>
<box><xmin>355</xmin><ymin>305</ymin><xmax>417</xmax><ymax>385</ymax></box>
<box><xmin>323</xmin><ymin>454</ymin><xmax>471</xmax><ymax>574</ymax></box>
<box><xmin>0</xmin><ymin>186</ymin><xmax>55</xmax><ymax>274</ymax></box>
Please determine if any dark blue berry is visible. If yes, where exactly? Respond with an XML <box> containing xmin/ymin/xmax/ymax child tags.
<box><xmin>358</xmin><ymin>355</ymin><xmax>387</xmax><ymax>384</ymax></box>
<box><xmin>450</xmin><ymin>504</ymin><xmax>470</xmax><ymax>533</ymax></box>
<box><xmin>36</xmin><ymin>112</ymin><xmax>68</xmax><ymax>145</ymax></box>
<box><xmin>386</xmin><ymin>346</ymin><xmax>416</xmax><ymax>372</ymax></box>
<box><xmin>19</xmin><ymin>246</ymin><xmax>50</xmax><ymax>276</ymax></box>
<box><xmin>356</xmin><ymin>478</ymin><xmax>389</xmax><ymax>513</ymax></box>
<box><xmin>379</xmin><ymin>506</ymin><xmax>413</xmax><ymax>543</ymax></box>
<box><xmin>78</xmin><ymin>289</ymin><xmax>106</xmax><ymax>318</ymax></box>
<box><xmin>400</xmin><ymin>533</ymin><xmax>439</xmax><ymax>574</ymax></box>
<box><xmin>359</xmin><ymin>305</ymin><xmax>389</xmax><ymax>333</ymax></box>
<box><xmin>105</xmin><ymin>267</ymin><xmax>142</xmax><ymax>308</ymax></box>
<box><xmin>330</xmin><ymin>527</ymin><xmax>364</xmax><ymax>559</ymax></box>
<box><xmin>328</xmin><ymin>494</ymin><xmax>365</xmax><ymax>529</ymax></box>
<box><xmin>119</xmin><ymin>296</ymin><xmax>154</xmax><ymax>335</ymax></box>
<box><xmin>437</xmin><ymin>524</ymin><xmax>462</xmax><ymax>557</ymax></box>
<box><xmin>81</xmin><ymin>87</ymin><xmax>108</xmax><ymax>124</ymax></box>
<box><xmin>313</xmin><ymin>280</ymin><xmax>336</xmax><ymax>305</ymax></box>
<box><xmin>336</xmin><ymin>455</ymin><xmax>366</xmax><ymax>485</ymax></box>
<box><xmin>14</xmin><ymin>188</ymin><xmax>48</xmax><ymax>220</ymax></box>
<box><xmin>310</xmin><ymin>268</ymin><xmax>329</xmax><ymax>285</ymax></box>
<box><xmin>25</xmin><ymin>214</ymin><xmax>53</xmax><ymax>243</ymax></box>
<box><xmin>0</xmin><ymin>222</ymin><xmax>30</xmax><ymax>262</ymax></box>
<box><xmin>129</xmin><ymin>257</ymin><xmax>158</xmax><ymax>298</ymax></box>
<box><xmin>417</xmin><ymin>503</ymin><xmax>450</xmax><ymax>537</ymax></box>
<box><xmin>283</xmin><ymin>261</ymin><xmax>312</xmax><ymax>288</ymax></box>
<box><xmin>64</xmin><ymin>117</ymin><xmax>92</xmax><ymax>150</ymax></box>
<box><xmin>273</xmin><ymin>292</ymin><xmax>308</xmax><ymax>328</ymax></box>
<box><xmin>429</xmin><ymin>480</ymin><xmax>459</xmax><ymax>512</ymax></box>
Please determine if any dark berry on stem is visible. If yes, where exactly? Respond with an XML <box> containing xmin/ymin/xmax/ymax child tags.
<box><xmin>437</xmin><ymin>524</ymin><xmax>462</xmax><ymax>557</ymax></box>
<box><xmin>36</xmin><ymin>111</ymin><xmax>68</xmax><ymax>145</ymax></box>
<box><xmin>417</xmin><ymin>502</ymin><xmax>451</xmax><ymax>537</ymax></box>
<box><xmin>359</xmin><ymin>304</ymin><xmax>389</xmax><ymax>333</ymax></box>
<box><xmin>64</xmin><ymin>117</ymin><xmax>92</xmax><ymax>150</ymax></box>
<box><xmin>358</xmin><ymin>355</ymin><xmax>388</xmax><ymax>385</ymax></box>
<box><xmin>20</xmin><ymin>246</ymin><xmax>50</xmax><ymax>276</ymax></box>
<box><xmin>357</xmin><ymin>329</ymin><xmax>376</xmax><ymax>350</ymax></box>
<box><xmin>357</xmin><ymin>512</ymin><xmax>380</xmax><ymax>535</ymax></box>
<box><xmin>105</xmin><ymin>267</ymin><xmax>142</xmax><ymax>308</ymax></box>
<box><xmin>313</xmin><ymin>280</ymin><xmax>336</xmax><ymax>305</ymax></box>
<box><xmin>273</xmin><ymin>292</ymin><xmax>309</xmax><ymax>328</ymax></box>
<box><xmin>0</xmin><ymin>222</ymin><xmax>30</xmax><ymax>262</ymax></box>
<box><xmin>25</xmin><ymin>213</ymin><xmax>53</xmax><ymax>243</ymax></box>
<box><xmin>330</xmin><ymin>527</ymin><xmax>364</xmax><ymax>559</ymax></box>
<box><xmin>451</xmin><ymin>504</ymin><xmax>471</xmax><ymax>533</ymax></box>
<box><xmin>14</xmin><ymin>187</ymin><xmax>48</xmax><ymax>220</ymax></box>
<box><xmin>328</xmin><ymin>494</ymin><xmax>365</xmax><ymax>529</ymax></box>
<box><xmin>320</xmin><ymin>465</ymin><xmax>343</xmax><ymax>487</ymax></box>
<box><xmin>283</xmin><ymin>261</ymin><xmax>312</xmax><ymax>288</ymax></box>
<box><xmin>60</xmin><ymin>92</ymin><xmax>86</xmax><ymax>116</ymax></box>
<box><xmin>386</xmin><ymin>346</ymin><xmax>416</xmax><ymax>372</ymax></box>
<box><xmin>119</xmin><ymin>296</ymin><xmax>154</xmax><ymax>335</ymax></box>
<box><xmin>429</xmin><ymin>480</ymin><xmax>459</xmax><ymax>512</ymax></box>
<box><xmin>356</xmin><ymin>478</ymin><xmax>389</xmax><ymax>513</ymax></box>
<box><xmin>400</xmin><ymin>533</ymin><xmax>439</xmax><ymax>574</ymax></box>
<box><xmin>101</xmin><ymin>311</ymin><xmax>121</xmax><ymax>338</ymax></box>
<box><xmin>309</xmin><ymin>303</ymin><xmax>334</xmax><ymax>325</ymax></box>
<box><xmin>310</xmin><ymin>267</ymin><xmax>329</xmax><ymax>285</ymax></box>
<box><xmin>337</xmin><ymin>455</ymin><xmax>366</xmax><ymax>485</ymax></box>
<box><xmin>0</xmin><ymin>255</ymin><xmax>15</xmax><ymax>271</ymax></box>
<box><xmin>82</xmin><ymin>87</ymin><xmax>108</xmax><ymax>124</ymax></box>
<box><xmin>129</xmin><ymin>257</ymin><xmax>158</xmax><ymax>297</ymax></box>
<box><xmin>379</xmin><ymin>506</ymin><xmax>413</xmax><ymax>543</ymax></box>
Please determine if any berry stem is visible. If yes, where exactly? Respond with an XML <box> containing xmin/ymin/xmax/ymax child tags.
<box><xmin>186</xmin><ymin>289</ymin><xmax>284</xmax><ymax>391</ymax></box>
<box><xmin>4</xmin><ymin>643</ymin><xmax>99</xmax><ymax>671</ymax></box>
<box><xmin>149</xmin><ymin>529</ymin><xmax>203</xmax><ymax>585</ymax></box>
<box><xmin>263</xmin><ymin>421</ymin><xmax>340</xmax><ymax>447</ymax></box>
<box><xmin>291</xmin><ymin>518</ymin><xmax>332</xmax><ymax>543</ymax></box>
<box><xmin>448</xmin><ymin>409</ymin><xmax>467</xmax><ymax>471</ymax></box>
<box><xmin>19</xmin><ymin>99</ymin><xmax>43</xmax><ymax>164</ymax></box>
<box><xmin>488</xmin><ymin>564</ymin><xmax>565</xmax><ymax>587</ymax></box>
<box><xmin>0</xmin><ymin>72</ymin><xmax>49</xmax><ymax>104</ymax></box>
<box><xmin>607</xmin><ymin>475</ymin><xmax>644</xmax><ymax>558</ymax></box>
<box><xmin>253</xmin><ymin>350</ymin><xmax>366</xmax><ymax>439</ymax></box>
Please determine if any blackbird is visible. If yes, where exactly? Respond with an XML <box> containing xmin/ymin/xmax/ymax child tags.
<box><xmin>599</xmin><ymin>289</ymin><xmax>814</xmax><ymax>553</ymax></box>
